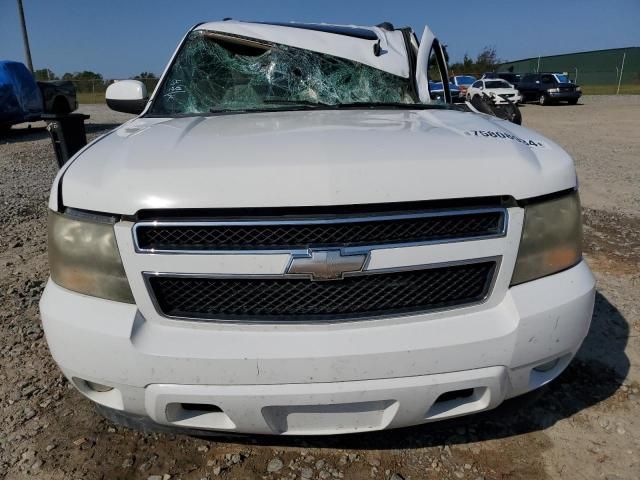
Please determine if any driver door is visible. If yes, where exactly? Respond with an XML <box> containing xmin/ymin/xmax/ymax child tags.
<box><xmin>415</xmin><ymin>26</ymin><xmax>451</xmax><ymax>104</ymax></box>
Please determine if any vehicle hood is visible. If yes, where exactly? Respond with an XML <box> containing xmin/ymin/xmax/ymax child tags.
<box><xmin>59</xmin><ymin>109</ymin><xmax>576</xmax><ymax>214</ymax></box>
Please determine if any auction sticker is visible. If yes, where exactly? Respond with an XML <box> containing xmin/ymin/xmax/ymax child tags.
<box><xmin>465</xmin><ymin>130</ymin><xmax>549</xmax><ymax>148</ymax></box>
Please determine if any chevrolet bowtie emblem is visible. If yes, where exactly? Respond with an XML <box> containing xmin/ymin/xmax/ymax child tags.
<box><xmin>287</xmin><ymin>250</ymin><xmax>368</xmax><ymax>281</ymax></box>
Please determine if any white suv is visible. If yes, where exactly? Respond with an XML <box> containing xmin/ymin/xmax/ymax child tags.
<box><xmin>40</xmin><ymin>20</ymin><xmax>595</xmax><ymax>435</ymax></box>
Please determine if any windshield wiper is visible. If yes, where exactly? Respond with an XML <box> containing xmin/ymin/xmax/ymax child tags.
<box><xmin>209</xmin><ymin>100</ymin><xmax>334</xmax><ymax>114</ymax></box>
<box><xmin>207</xmin><ymin>101</ymin><xmax>449</xmax><ymax>115</ymax></box>
<box><xmin>262</xmin><ymin>99</ymin><xmax>334</xmax><ymax>108</ymax></box>
<box><xmin>333</xmin><ymin>102</ymin><xmax>449</xmax><ymax>110</ymax></box>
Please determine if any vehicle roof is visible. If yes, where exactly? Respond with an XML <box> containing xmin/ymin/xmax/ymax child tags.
<box><xmin>194</xmin><ymin>20</ymin><xmax>412</xmax><ymax>77</ymax></box>
<box><xmin>522</xmin><ymin>72</ymin><xmax>566</xmax><ymax>75</ymax></box>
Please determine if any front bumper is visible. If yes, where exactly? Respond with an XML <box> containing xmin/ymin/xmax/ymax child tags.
<box><xmin>494</xmin><ymin>94</ymin><xmax>522</xmax><ymax>104</ymax></box>
<box><xmin>548</xmin><ymin>91</ymin><xmax>582</xmax><ymax>100</ymax></box>
<box><xmin>40</xmin><ymin>261</ymin><xmax>595</xmax><ymax>435</ymax></box>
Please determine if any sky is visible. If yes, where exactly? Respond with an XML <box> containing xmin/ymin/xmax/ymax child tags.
<box><xmin>1</xmin><ymin>0</ymin><xmax>639</xmax><ymax>79</ymax></box>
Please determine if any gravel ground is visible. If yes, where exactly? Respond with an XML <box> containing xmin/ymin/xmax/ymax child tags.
<box><xmin>0</xmin><ymin>97</ymin><xmax>639</xmax><ymax>480</ymax></box>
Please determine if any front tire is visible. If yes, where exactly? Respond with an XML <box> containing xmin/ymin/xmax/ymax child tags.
<box><xmin>539</xmin><ymin>93</ymin><xmax>548</xmax><ymax>106</ymax></box>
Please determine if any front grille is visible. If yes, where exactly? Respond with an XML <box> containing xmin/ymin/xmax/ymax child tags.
<box><xmin>148</xmin><ymin>261</ymin><xmax>496</xmax><ymax>321</ymax></box>
<box><xmin>135</xmin><ymin>210</ymin><xmax>505</xmax><ymax>251</ymax></box>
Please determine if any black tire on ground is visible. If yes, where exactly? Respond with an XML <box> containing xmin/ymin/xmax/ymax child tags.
<box><xmin>52</xmin><ymin>97</ymin><xmax>71</xmax><ymax>114</ymax></box>
<box><xmin>539</xmin><ymin>93</ymin><xmax>548</xmax><ymax>106</ymax></box>
<box><xmin>568</xmin><ymin>98</ymin><xmax>579</xmax><ymax>105</ymax></box>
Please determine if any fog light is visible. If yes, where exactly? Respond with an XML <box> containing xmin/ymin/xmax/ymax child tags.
<box><xmin>533</xmin><ymin>358</ymin><xmax>560</xmax><ymax>372</ymax></box>
<box><xmin>85</xmin><ymin>380</ymin><xmax>113</xmax><ymax>392</ymax></box>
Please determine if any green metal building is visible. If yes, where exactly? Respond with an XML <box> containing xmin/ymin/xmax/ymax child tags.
<box><xmin>498</xmin><ymin>47</ymin><xmax>639</xmax><ymax>86</ymax></box>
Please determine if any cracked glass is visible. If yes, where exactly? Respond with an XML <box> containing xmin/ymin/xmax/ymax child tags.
<box><xmin>149</xmin><ymin>31</ymin><xmax>417</xmax><ymax>115</ymax></box>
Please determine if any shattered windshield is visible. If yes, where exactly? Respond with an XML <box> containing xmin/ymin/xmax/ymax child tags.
<box><xmin>149</xmin><ymin>30</ymin><xmax>417</xmax><ymax>115</ymax></box>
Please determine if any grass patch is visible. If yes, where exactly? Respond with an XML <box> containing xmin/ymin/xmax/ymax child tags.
<box><xmin>582</xmin><ymin>84</ymin><xmax>640</xmax><ymax>95</ymax></box>
<box><xmin>77</xmin><ymin>91</ymin><xmax>106</xmax><ymax>104</ymax></box>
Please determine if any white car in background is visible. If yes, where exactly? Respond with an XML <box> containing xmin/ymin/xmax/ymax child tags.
<box><xmin>467</xmin><ymin>78</ymin><xmax>522</xmax><ymax>104</ymax></box>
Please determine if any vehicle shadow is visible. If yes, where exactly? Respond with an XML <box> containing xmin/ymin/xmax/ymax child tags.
<box><xmin>193</xmin><ymin>290</ymin><xmax>629</xmax><ymax>449</ymax></box>
<box><xmin>1</xmin><ymin>122</ymin><xmax>122</xmax><ymax>144</ymax></box>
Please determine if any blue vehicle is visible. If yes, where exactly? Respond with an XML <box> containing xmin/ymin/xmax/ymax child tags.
<box><xmin>428</xmin><ymin>80</ymin><xmax>464</xmax><ymax>103</ymax></box>
<box><xmin>0</xmin><ymin>61</ymin><xmax>77</xmax><ymax>133</ymax></box>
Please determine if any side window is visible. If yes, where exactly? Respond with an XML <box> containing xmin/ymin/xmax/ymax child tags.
<box><xmin>541</xmin><ymin>74</ymin><xmax>554</xmax><ymax>83</ymax></box>
<box><xmin>472</xmin><ymin>81</ymin><xmax>482</xmax><ymax>88</ymax></box>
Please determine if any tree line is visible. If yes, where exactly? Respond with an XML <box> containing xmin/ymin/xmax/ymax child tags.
<box><xmin>447</xmin><ymin>46</ymin><xmax>501</xmax><ymax>76</ymax></box>
<box><xmin>33</xmin><ymin>69</ymin><xmax>158</xmax><ymax>92</ymax></box>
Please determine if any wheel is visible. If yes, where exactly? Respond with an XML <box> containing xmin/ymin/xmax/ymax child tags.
<box><xmin>568</xmin><ymin>98</ymin><xmax>578</xmax><ymax>105</ymax></box>
<box><xmin>538</xmin><ymin>93</ymin><xmax>548</xmax><ymax>106</ymax></box>
<box><xmin>52</xmin><ymin>97</ymin><xmax>71</xmax><ymax>114</ymax></box>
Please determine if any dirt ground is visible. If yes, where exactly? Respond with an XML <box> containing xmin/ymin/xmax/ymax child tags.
<box><xmin>0</xmin><ymin>97</ymin><xmax>638</xmax><ymax>480</ymax></box>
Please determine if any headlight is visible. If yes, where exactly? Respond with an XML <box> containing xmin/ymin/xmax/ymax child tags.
<box><xmin>576</xmin><ymin>86</ymin><xmax>582</xmax><ymax>92</ymax></box>
<box><xmin>511</xmin><ymin>192</ymin><xmax>582</xmax><ymax>286</ymax></box>
<box><xmin>547</xmin><ymin>88</ymin><xmax>560</xmax><ymax>93</ymax></box>
<box><xmin>48</xmin><ymin>210</ymin><xmax>134</xmax><ymax>303</ymax></box>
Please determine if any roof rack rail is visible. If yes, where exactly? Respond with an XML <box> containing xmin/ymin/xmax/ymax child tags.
<box><xmin>376</xmin><ymin>22</ymin><xmax>395</xmax><ymax>31</ymax></box>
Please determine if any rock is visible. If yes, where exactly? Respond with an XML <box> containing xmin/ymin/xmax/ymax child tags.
<box><xmin>348</xmin><ymin>453</ymin><xmax>358</xmax><ymax>462</ymax></box>
<box><xmin>454</xmin><ymin>471</ymin><xmax>465</xmax><ymax>479</ymax></box>
<box><xmin>122</xmin><ymin>457</ymin><xmax>135</xmax><ymax>468</ymax></box>
<box><xmin>163</xmin><ymin>475</ymin><xmax>171</xmax><ymax>480</ymax></box>
<box><xmin>390</xmin><ymin>474</ymin><xmax>405</xmax><ymax>480</ymax></box>
<box><xmin>198</xmin><ymin>445</ymin><xmax>209</xmax><ymax>453</ymax></box>
<box><xmin>212</xmin><ymin>466</ymin><xmax>222</xmax><ymax>476</ymax></box>
<box><xmin>230</xmin><ymin>453</ymin><xmax>242</xmax><ymax>464</ymax></box>
<box><xmin>368</xmin><ymin>458</ymin><xmax>381</xmax><ymax>467</ymax></box>
<box><xmin>315</xmin><ymin>460</ymin><xmax>325</xmax><ymax>470</ymax></box>
<box><xmin>147</xmin><ymin>476</ymin><xmax>163</xmax><ymax>480</ymax></box>
<box><xmin>301</xmin><ymin>467</ymin><xmax>314</xmax><ymax>479</ymax></box>
<box><xmin>72</xmin><ymin>437</ymin><xmax>87</xmax><ymax>447</ymax></box>
<box><xmin>31</xmin><ymin>459</ymin><xmax>42</xmax><ymax>472</ymax></box>
<box><xmin>45</xmin><ymin>444</ymin><xmax>56</xmax><ymax>452</ymax></box>
<box><xmin>464</xmin><ymin>464</ymin><xmax>472</xmax><ymax>470</ymax></box>
<box><xmin>319</xmin><ymin>471</ymin><xmax>331</xmax><ymax>479</ymax></box>
<box><xmin>267</xmin><ymin>458</ymin><xmax>284</xmax><ymax>473</ymax></box>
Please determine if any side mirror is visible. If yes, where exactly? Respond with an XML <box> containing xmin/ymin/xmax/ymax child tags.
<box><xmin>106</xmin><ymin>80</ymin><xmax>148</xmax><ymax>114</ymax></box>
